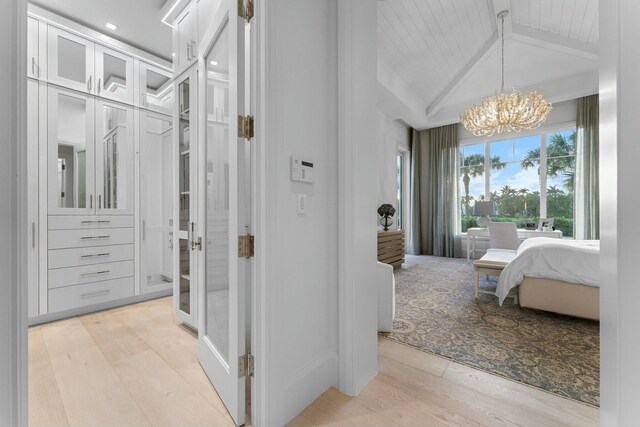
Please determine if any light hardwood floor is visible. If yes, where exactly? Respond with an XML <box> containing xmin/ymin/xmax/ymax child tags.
<box><xmin>29</xmin><ymin>297</ymin><xmax>235</xmax><ymax>427</ymax></box>
<box><xmin>30</xmin><ymin>297</ymin><xmax>599</xmax><ymax>427</ymax></box>
<box><xmin>288</xmin><ymin>337</ymin><xmax>599</xmax><ymax>427</ymax></box>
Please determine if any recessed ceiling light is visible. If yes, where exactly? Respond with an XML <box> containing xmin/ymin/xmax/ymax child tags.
<box><xmin>172</xmin><ymin>52</ymin><xmax>176</xmax><ymax>58</ymax></box>
<box><xmin>105</xmin><ymin>22</ymin><xmax>118</xmax><ymax>31</ymax></box>
<box><xmin>210</xmin><ymin>60</ymin><xmax>218</xmax><ymax>66</ymax></box>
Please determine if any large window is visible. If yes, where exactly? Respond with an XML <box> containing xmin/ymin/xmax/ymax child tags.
<box><xmin>396</xmin><ymin>152</ymin><xmax>404</xmax><ymax>230</ymax></box>
<box><xmin>460</xmin><ymin>129</ymin><xmax>576</xmax><ymax>237</ymax></box>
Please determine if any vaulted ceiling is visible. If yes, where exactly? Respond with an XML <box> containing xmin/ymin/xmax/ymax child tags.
<box><xmin>377</xmin><ymin>0</ymin><xmax>599</xmax><ymax>130</ymax></box>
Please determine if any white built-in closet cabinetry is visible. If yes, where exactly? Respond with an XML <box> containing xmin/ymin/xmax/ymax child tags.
<box><xmin>27</xmin><ymin>6</ymin><xmax>175</xmax><ymax>323</ymax></box>
<box><xmin>167</xmin><ymin>0</ymin><xmax>221</xmax><ymax>329</ymax></box>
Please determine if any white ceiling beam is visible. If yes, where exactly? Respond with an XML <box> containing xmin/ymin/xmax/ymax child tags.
<box><xmin>426</xmin><ymin>0</ymin><xmax>511</xmax><ymax>118</ymax></box>
<box><xmin>425</xmin><ymin>31</ymin><xmax>499</xmax><ymax>117</ymax></box>
<box><xmin>510</xmin><ymin>23</ymin><xmax>599</xmax><ymax>61</ymax></box>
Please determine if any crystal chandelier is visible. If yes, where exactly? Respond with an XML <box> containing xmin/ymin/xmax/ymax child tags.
<box><xmin>461</xmin><ymin>11</ymin><xmax>552</xmax><ymax>137</ymax></box>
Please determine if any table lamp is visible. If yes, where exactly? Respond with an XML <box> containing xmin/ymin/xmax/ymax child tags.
<box><xmin>473</xmin><ymin>201</ymin><xmax>495</xmax><ymax>227</ymax></box>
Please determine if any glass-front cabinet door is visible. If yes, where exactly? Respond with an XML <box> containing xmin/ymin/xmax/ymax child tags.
<box><xmin>47</xmin><ymin>86</ymin><xmax>95</xmax><ymax>214</ymax></box>
<box><xmin>95</xmin><ymin>100</ymin><xmax>134</xmax><ymax>215</ymax></box>
<box><xmin>140</xmin><ymin>62</ymin><xmax>174</xmax><ymax>115</ymax></box>
<box><xmin>174</xmin><ymin>66</ymin><xmax>198</xmax><ymax>328</ymax></box>
<box><xmin>47</xmin><ymin>26</ymin><xmax>95</xmax><ymax>94</ymax></box>
<box><xmin>140</xmin><ymin>111</ymin><xmax>174</xmax><ymax>294</ymax></box>
<box><xmin>95</xmin><ymin>45</ymin><xmax>134</xmax><ymax>104</ymax></box>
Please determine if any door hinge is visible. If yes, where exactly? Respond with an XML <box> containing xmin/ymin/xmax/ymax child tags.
<box><xmin>239</xmin><ymin>353</ymin><xmax>254</xmax><ymax>378</ymax></box>
<box><xmin>238</xmin><ymin>115</ymin><xmax>254</xmax><ymax>140</ymax></box>
<box><xmin>238</xmin><ymin>234</ymin><xmax>255</xmax><ymax>258</ymax></box>
<box><xmin>238</xmin><ymin>0</ymin><xmax>254</xmax><ymax>22</ymax></box>
<box><xmin>193</xmin><ymin>236</ymin><xmax>202</xmax><ymax>251</ymax></box>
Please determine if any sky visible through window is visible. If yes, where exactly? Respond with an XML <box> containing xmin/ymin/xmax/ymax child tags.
<box><xmin>460</xmin><ymin>130</ymin><xmax>576</xmax><ymax>236</ymax></box>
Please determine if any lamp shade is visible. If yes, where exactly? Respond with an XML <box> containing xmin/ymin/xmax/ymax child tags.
<box><xmin>473</xmin><ymin>201</ymin><xmax>495</xmax><ymax>217</ymax></box>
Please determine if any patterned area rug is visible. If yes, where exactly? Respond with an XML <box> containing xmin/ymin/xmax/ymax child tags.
<box><xmin>388</xmin><ymin>256</ymin><xmax>600</xmax><ymax>407</ymax></box>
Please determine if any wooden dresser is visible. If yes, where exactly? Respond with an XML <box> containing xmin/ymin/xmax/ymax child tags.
<box><xmin>377</xmin><ymin>230</ymin><xmax>405</xmax><ymax>269</ymax></box>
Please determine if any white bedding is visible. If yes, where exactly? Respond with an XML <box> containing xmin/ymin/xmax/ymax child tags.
<box><xmin>497</xmin><ymin>237</ymin><xmax>600</xmax><ymax>305</ymax></box>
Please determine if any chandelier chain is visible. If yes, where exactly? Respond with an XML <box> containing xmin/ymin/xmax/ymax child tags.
<box><xmin>460</xmin><ymin>9</ymin><xmax>553</xmax><ymax>137</ymax></box>
<box><xmin>501</xmin><ymin>12</ymin><xmax>505</xmax><ymax>92</ymax></box>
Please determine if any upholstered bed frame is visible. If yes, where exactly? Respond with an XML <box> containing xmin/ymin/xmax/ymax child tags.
<box><xmin>519</xmin><ymin>277</ymin><xmax>600</xmax><ymax>321</ymax></box>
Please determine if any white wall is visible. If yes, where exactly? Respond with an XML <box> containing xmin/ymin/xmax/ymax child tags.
<box><xmin>600</xmin><ymin>0</ymin><xmax>640</xmax><ymax>424</ymax></box>
<box><xmin>260</xmin><ymin>0</ymin><xmax>340</xmax><ymax>424</ymax></box>
<box><xmin>256</xmin><ymin>1</ymin><xmax>378</xmax><ymax>425</ymax></box>
<box><xmin>337</xmin><ymin>0</ymin><xmax>378</xmax><ymax>398</ymax></box>
<box><xmin>377</xmin><ymin>110</ymin><xmax>409</xmax><ymax>221</ymax></box>
<box><xmin>1</xmin><ymin>0</ymin><xmax>26</xmax><ymax>425</ymax></box>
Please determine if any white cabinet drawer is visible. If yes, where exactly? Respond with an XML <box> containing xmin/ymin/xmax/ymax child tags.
<box><xmin>48</xmin><ymin>260</ymin><xmax>134</xmax><ymax>289</ymax></box>
<box><xmin>48</xmin><ymin>244</ymin><xmax>134</xmax><ymax>269</ymax></box>
<box><xmin>48</xmin><ymin>215</ymin><xmax>134</xmax><ymax>230</ymax></box>
<box><xmin>48</xmin><ymin>277</ymin><xmax>134</xmax><ymax>313</ymax></box>
<box><xmin>48</xmin><ymin>228</ymin><xmax>134</xmax><ymax>249</ymax></box>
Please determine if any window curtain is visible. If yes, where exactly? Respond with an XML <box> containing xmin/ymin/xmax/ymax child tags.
<box><xmin>575</xmin><ymin>95</ymin><xmax>599</xmax><ymax>240</ymax></box>
<box><xmin>424</xmin><ymin>124</ymin><xmax>458</xmax><ymax>257</ymax></box>
<box><xmin>409</xmin><ymin>129</ymin><xmax>422</xmax><ymax>255</ymax></box>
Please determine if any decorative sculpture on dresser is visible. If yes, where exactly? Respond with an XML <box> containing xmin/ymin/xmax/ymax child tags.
<box><xmin>377</xmin><ymin>204</ymin><xmax>396</xmax><ymax>231</ymax></box>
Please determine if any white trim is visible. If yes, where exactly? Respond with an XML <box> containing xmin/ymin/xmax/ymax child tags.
<box><xmin>16</xmin><ymin>0</ymin><xmax>29</xmax><ymax>423</ymax></box>
<box><xmin>459</xmin><ymin>120</ymin><xmax>576</xmax><ymax>147</ymax></box>
<box><xmin>539</xmin><ymin>133</ymin><xmax>548</xmax><ymax>217</ymax></box>
<box><xmin>252</xmin><ymin>0</ymin><xmax>269</xmax><ymax>423</ymax></box>
<box><xmin>29</xmin><ymin>290</ymin><xmax>172</xmax><ymax>326</ymax></box>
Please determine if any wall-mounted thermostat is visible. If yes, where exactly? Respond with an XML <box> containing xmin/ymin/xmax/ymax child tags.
<box><xmin>290</xmin><ymin>157</ymin><xmax>315</xmax><ymax>184</ymax></box>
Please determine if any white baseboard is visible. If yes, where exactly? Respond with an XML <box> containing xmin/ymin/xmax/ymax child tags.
<box><xmin>281</xmin><ymin>351</ymin><xmax>338</xmax><ymax>425</ymax></box>
<box><xmin>28</xmin><ymin>289</ymin><xmax>172</xmax><ymax>326</ymax></box>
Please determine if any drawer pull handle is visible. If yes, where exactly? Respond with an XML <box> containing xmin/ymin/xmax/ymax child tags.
<box><xmin>80</xmin><ymin>290</ymin><xmax>111</xmax><ymax>299</ymax></box>
<box><xmin>80</xmin><ymin>253</ymin><xmax>111</xmax><ymax>259</ymax></box>
<box><xmin>81</xmin><ymin>270</ymin><xmax>111</xmax><ymax>277</ymax></box>
<box><xmin>80</xmin><ymin>235</ymin><xmax>110</xmax><ymax>240</ymax></box>
<box><xmin>81</xmin><ymin>220</ymin><xmax>111</xmax><ymax>224</ymax></box>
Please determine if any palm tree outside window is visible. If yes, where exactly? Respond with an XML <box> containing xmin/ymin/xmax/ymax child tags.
<box><xmin>459</xmin><ymin>129</ymin><xmax>576</xmax><ymax>237</ymax></box>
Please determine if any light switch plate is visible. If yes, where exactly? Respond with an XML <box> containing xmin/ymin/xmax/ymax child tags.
<box><xmin>297</xmin><ymin>194</ymin><xmax>307</xmax><ymax>214</ymax></box>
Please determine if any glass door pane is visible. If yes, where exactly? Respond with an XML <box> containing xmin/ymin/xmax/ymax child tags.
<box><xmin>48</xmin><ymin>27</ymin><xmax>94</xmax><ymax>94</ymax></box>
<box><xmin>47</xmin><ymin>87</ymin><xmax>94</xmax><ymax>214</ymax></box>
<box><xmin>96</xmin><ymin>102</ymin><xmax>134</xmax><ymax>215</ymax></box>
<box><xmin>179</xmin><ymin>78</ymin><xmax>191</xmax><ymax>233</ymax></box>
<box><xmin>205</xmin><ymin>22</ymin><xmax>231</xmax><ymax>362</ymax></box>
<box><xmin>175</xmin><ymin>69</ymin><xmax>196</xmax><ymax>326</ymax></box>
<box><xmin>58</xmin><ymin>37</ymin><xmax>86</xmax><ymax>83</ymax></box>
<box><xmin>96</xmin><ymin>45</ymin><xmax>134</xmax><ymax>104</ymax></box>
<box><xmin>142</xmin><ymin>63</ymin><xmax>174</xmax><ymax>115</ymax></box>
<box><xmin>140</xmin><ymin>113</ymin><xmax>174</xmax><ymax>294</ymax></box>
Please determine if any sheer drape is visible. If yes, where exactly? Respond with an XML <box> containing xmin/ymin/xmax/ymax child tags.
<box><xmin>424</xmin><ymin>124</ymin><xmax>458</xmax><ymax>257</ymax></box>
<box><xmin>409</xmin><ymin>129</ymin><xmax>422</xmax><ymax>255</ymax></box>
<box><xmin>575</xmin><ymin>95</ymin><xmax>599</xmax><ymax>240</ymax></box>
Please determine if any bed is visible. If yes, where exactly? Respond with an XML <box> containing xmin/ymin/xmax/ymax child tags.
<box><xmin>497</xmin><ymin>238</ymin><xmax>600</xmax><ymax>320</ymax></box>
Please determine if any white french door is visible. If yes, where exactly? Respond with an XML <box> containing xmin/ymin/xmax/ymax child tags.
<box><xmin>197</xmin><ymin>1</ymin><xmax>250</xmax><ymax>425</ymax></box>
